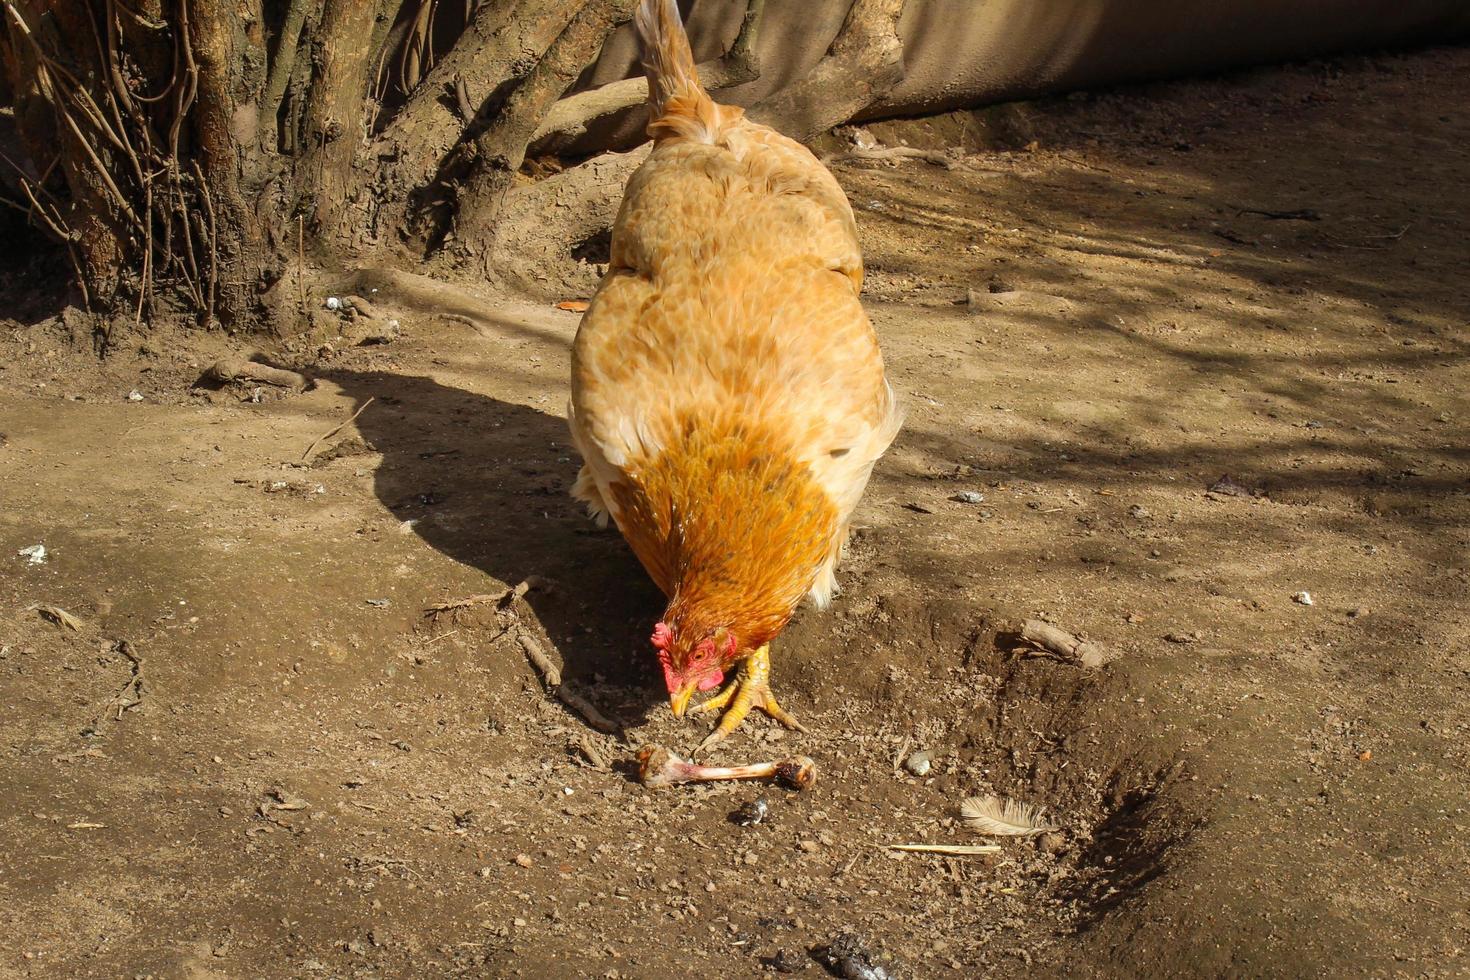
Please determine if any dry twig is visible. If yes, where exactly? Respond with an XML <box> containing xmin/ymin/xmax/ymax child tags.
<box><xmin>36</xmin><ymin>605</ymin><xmax>84</xmax><ymax>631</ymax></box>
<box><xmin>300</xmin><ymin>397</ymin><xmax>375</xmax><ymax>462</ymax></box>
<box><xmin>1017</xmin><ymin>619</ymin><xmax>1119</xmax><ymax>668</ymax></box>
<box><xmin>884</xmin><ymin>843</ymin><xmax>1001</xmax><ymax>856</ymax></box>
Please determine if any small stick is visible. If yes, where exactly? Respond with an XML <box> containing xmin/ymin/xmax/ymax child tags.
<box><xmin>424</xmin><ymin>577</ymin><xmax>546</xmax><ymax>615</ymax></box>
<box><xmin>208</xmin><ymin>357</ymin><xmax>308</xmax><ymax>389</ymax></box>
<box><xmin>576</xmin><ymin>733</ymin><xmax>612</xmax><ymax>770</ymax></box>
<box><xmin>1018</xmin><ymin>619</ymin><xmax>1118</xmax><ymax>669</ymax></box>
<box><xmin>885</xmin><ymin>843</ymin><xmax>1001</xmax><ymax>856</ymax></box>
<box><xmin>558</xmin><ymin>686</ymin><xmax>620</xmax><ymax>735</ymax></box>
<box><xmin>518</xmin><ymin>633</ymin><xmax>560</xmax><ymax>688</ymax></box>
<box><xmin>1236</xmin><ymin>207</ymin><xmax>1320</xmax><ymax>221</ymax></box>
<box><xmin>36</xmin><ymin>605</ymin><xmax>83</xmax><ymax>631</ymax></box>
<box><xmin>300</xmin><ymin>397</ymin><xmax>374</xmax><ymax>462</ymax></box>
<box><xmin>518</xmin><ymin>631</ymin><xmax>620</xmax><ymax>734</ymax></box>
<box><xmin>638</xmin><ymin>745</ymin><xmax>817</xmax><ymax>791</ymax></box>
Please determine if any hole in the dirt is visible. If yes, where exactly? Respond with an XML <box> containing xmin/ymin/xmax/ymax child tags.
<box><xmin>1059</xmin><ymin>769</ymin><xmax>1196</xmax><ymax>930</ymax></box>
<box><xmin>810</xmin><ymin>584</ymin><xmax>1201</xmax><ymax>932</ymax></box>
<box><xmin>571</xmin><ymin>228</ymin><xmax>612</xmax><ymax>266</ymax></box>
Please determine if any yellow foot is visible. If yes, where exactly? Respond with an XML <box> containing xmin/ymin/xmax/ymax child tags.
<box><xmin>689</xmin><ymin>644</ymin><xmax>807</xmax><ymax>758</ymax></box>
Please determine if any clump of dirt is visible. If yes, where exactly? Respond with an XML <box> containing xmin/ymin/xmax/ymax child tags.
<box><xmin>2</xmin><ymin>45</ymin><xmax>1468</xmax><ymax>979</ymax></box>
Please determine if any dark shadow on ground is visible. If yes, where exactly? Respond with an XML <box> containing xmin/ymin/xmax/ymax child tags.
<box><xmin>324</xmin><ymin>368</ymin><xmax>667</xmax><ymax>711</ymax></box>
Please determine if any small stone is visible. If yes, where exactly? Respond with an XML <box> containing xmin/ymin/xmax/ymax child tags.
<box><xmin>325</xmin><ymin>296</ymin><xmax>342</xmax><ymax>311</ymax></box>
<box><xmin>768</xmin><ymin>948</ymin><xmax>805</xmax><ymax>974</ymax></box>
<box><xmin>512</xmin><ymin>918</ymin><xmax>527</xmax><ymax>928</ymax></box>
<box><xmin>477</xmin><ymin>867</ymin><xmax>493</xmax><ymax>878</ymax></box>
<box><xmin>127</xmin><ymin>390</ymin><xmax>144</xmax><ymax>402</ymax></box>
<box><xmin>797</xmin><ymin>838</ymin><xmax>819</xmax><ymax>853</ymax></box>
<box><xmin>903</xmin><ymin>750</ymin><xmax>932</xmax><ymax>777</ymax></box>
<box><xmin>1128</xmin><ymin>504</ymin><xmax>1151</xmax><ymax>520</ymax></box>
<box><xmin>950</xmin><ymin>491</ymin><xmax>985</xmax><ymax>504</ymax></box>
<box><xmin>1358</xmin><ymin>750</ymin><xmax>1373</xmax><ymax>762</ymax></box>
<box><xmin>1292</xmin><ymin>591</ymin><xmax>1314</xmax><ymax>606</ymax></box>
<box><xmin>733</xmin><ymin>799</ymin><xmax>768</xmax><ymax>827</ymax></box>
<box><xmin>513</xmin><ymin>853</ymin><xmax>534</xmax><ymax>868</ymax></box>
<box><xmin>1037</xmin><ymin>832</ymin><xmax>1066</xmax><ymax>854</ymax></box>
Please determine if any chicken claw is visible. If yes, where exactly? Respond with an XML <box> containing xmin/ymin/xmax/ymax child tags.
<box><xmin>690</xmin><ymin>644</ymin><xmax>807</xmax><ymax>757</ymax></box>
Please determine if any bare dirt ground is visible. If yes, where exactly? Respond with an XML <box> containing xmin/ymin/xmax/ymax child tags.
<box><xmin>2</xmin><ymin>45</ymin><xmax>1468</xmax><ymax>980</ymax></box>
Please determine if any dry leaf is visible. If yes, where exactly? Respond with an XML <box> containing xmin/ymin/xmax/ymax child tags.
<box><xmin>554</xmin><ymin>299</ymin><xmax>590</xmax><ymax>312</ymax></box>
<box><xmin>36</xmin><ymin>605</ymin><xmax>83</xmax><ymax>631</ymax></box>
<box><xmin>960</xmin><ymin>795</ymin><xmax>1060</xmax><ymax>837</ymax></box>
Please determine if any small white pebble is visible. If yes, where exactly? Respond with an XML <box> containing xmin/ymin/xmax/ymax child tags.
<box><xmin>127</xmin><ymin>390</ymin><xmax>144</xmax><ymax>402</ymax></box>
<box><xmin>1292</xmin><ymin>591</ymin><xmax>1314</xmax><ymax>606</ymax></box>
<box><xmin>325</xmin><ymin>296</ymin><xmax>341</xmax><ymax>311</ymax></box>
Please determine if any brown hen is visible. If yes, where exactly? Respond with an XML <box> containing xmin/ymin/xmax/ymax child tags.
<box><xmin>568</xmin><ymin>0</ymin><xmax>901</xmax><ymax>755</ymax></box>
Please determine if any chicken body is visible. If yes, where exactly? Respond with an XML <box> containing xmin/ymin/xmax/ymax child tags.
<box><xmin>568</xmin><ymin>0</ymin><xmax>901</xmax><ymax>754</ymax></box>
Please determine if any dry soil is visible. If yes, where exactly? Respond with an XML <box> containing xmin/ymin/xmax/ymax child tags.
<box><xmin>1</xmin><ymin>44</ymin><xmax>1467</xmax><ymax>980</ymax></box>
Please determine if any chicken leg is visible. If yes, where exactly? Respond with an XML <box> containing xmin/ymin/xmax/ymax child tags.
<box><xmin>690</xmin><ymin>644</ymin><xmax>807</xmax><ymax>757</ymax></box>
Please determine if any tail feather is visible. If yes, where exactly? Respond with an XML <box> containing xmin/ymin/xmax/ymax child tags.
<box><xmin>635</xmin><ymin>0</ymin><xmax>735</xmax><ymax>143</ymax></box>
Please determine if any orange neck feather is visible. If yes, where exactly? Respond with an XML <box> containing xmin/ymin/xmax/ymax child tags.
<box><xmin>610</xmin><ymin>412</ymin><xmax>837</xmax><ymax>657</ymax></box>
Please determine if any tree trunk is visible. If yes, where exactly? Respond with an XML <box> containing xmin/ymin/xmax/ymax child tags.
<box><xmin>298</xmin><ymin>0</ymin><xmax>377</xmax><ymax>241</ymax></box>
<box><xmin>187</xmin><ymin>3</ymin><xmax>272</xmax><ymax>328</ymax></box>
<box><xmin>0</xmin><ymin>0</ymin><xmax>928</xmax><ymax>339</ymax></box>
<box><xmin>747</xmin><ymin>0</ymin><xmax>906</xmax><ymax>143</ymax></box>
<box><xmin>356</xmin><ymin>0</ymin><xmax>585</xmax><ymax>249</ymax></box>
<box><xmin>448</xmin><ymin>0</ymin><xmax>636</xmax><ymax>262</ymax></box>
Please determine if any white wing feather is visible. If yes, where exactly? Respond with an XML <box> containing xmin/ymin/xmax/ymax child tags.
<box><xmin>960</xmin><ymin>795</ymin><xmax>1060</xmax><ymax>837</ymax></box>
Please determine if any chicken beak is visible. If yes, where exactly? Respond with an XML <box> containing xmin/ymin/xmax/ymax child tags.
<box><xmin>669</xmin><ymin>681</ymin><xmax>697</xmax><ymax>719</ymax></box>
